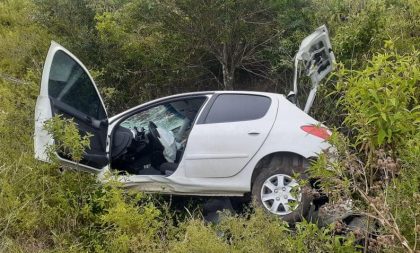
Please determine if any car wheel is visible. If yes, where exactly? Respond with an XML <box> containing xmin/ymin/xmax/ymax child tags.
<box><xmin>251</xmin><ymin>155</ymin><xmax>312</xmax><ymax>223</ymax></box>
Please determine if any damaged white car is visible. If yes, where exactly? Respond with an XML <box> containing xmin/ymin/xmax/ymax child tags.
<box><xmin>34</xmin><ymin>25</ymin><xmax>335</xmax><ymax>222</ymax></box>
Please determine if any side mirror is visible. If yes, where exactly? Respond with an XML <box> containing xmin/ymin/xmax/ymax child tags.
<box><xmin>286</xmin><ymin>91</ymin><xmax>297</xmax><ymax>105</ymax></box>
<box><xmin>100</xmin><ymin>119</ymin><xmax>109</xmax><ymax>127</ymax></box>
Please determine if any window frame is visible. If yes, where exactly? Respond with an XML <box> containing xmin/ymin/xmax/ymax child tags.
<box><xmin>109</xmin><ymin>94</ymin><xmax>210</xmax><ymax>158</ymax></box>
<box><xmin>197</xmin><ymin>93</ymin><xmax>272</xmax><ymax>124</ymax></box>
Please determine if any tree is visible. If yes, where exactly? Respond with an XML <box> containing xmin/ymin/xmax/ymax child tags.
<box><xmin>153</xmin><ymin>0</ymin><xmax>282</xmax><ymax>90</ymax></box>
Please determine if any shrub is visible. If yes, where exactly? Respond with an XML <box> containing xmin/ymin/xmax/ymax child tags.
<box><xmin>335</xmin><ymin>46</ymin><xmax>419</xmax><ymax>153</ymax></box>
<box><xmin>44</xmin><ymin>115</ymin><xmax>92</xmax><ymax>163</ymax></box>
<box><xmin>310</xmin><ymin>47</ymin><xmax>420</xmax><ymax>252</ymax></box>
<box><xmin>170</xmin><ymin>209</ymin><xmax>357</xmax><ymax>253</ymax></box>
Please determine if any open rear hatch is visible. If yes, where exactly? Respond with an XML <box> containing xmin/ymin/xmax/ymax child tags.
<box><xmin>289</xmin><ymin>25</ymin><xmax>335</xmax><ymax>113</ymax></box>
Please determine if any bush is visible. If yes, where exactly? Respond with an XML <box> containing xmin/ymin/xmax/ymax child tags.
<box><xmin>310</xmin><ymin>47</ymin><xmax>420</xmax><ymax>252</ymax></box>
<box><xmin>44</xmin><ymin>115</ymin><xmax>92</xmax><ymax>163</ymax></box>
<box><xmin>171</xmin><ymin>209</ymin><xmax>357</xmax><ymax>253</ymax></box>
<box><xmin>336</xmin><ymin>46</ymin><xmax>419</xmax><ymax>153</ymax></box>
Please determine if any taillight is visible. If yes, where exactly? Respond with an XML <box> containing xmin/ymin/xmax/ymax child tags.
<box><xmin>301</xmin><ymin>125</ymin><xmax>331</xmax><ymax>140</ymax></box>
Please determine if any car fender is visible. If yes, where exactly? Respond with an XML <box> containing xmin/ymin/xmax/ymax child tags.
<box><xmin>234</xmin><ymin>95</ymin><xmax>331</xmax><ymax>190</ymax></box>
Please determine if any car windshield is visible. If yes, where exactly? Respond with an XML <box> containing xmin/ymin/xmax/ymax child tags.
<box><xmin>120</xmin><ymin>104</ymin><xmax>184</xmax><ymax>132</ymax></box>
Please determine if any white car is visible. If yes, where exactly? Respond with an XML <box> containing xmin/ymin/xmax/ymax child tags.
<box><xmin>34</xmin><ymin>25</ymin><xmax>335</xmax><ymax>221</ymax></box>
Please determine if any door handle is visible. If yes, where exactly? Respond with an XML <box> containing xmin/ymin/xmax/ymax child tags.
<box><xmin>248</xmin><ymin>132</ymin><xmax>260</xmax><ymax>135</ymax></box>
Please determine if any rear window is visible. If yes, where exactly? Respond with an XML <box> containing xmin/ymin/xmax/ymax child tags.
<box><xmin>204</xmin><ymin>94</ymin><xmax>271</xmax><ymax>124</ymax></box>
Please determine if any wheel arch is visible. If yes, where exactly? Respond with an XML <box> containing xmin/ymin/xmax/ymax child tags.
<box><xmin>250</xmin><ymin>151</ymin><xmax>314</xmax><ymax>188</ymax></box>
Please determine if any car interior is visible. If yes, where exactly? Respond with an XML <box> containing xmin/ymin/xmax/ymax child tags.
<box><xmin>110</xmin><ymin>97</ymin><xmax>207</xmax><ymax>176</ymax></box>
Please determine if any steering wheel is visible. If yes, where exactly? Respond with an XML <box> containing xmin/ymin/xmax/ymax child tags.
<box><xmin>148</xmin><ymin>121</ymin><xmax>162</xmax><ymax>147</ymax></box>
<box><xmin>148</xmin><ymin>121</ymin><xmax>166</xmax><ymax>169</ymax></box>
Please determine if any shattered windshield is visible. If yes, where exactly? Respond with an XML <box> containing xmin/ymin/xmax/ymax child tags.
<box><xmin>121</xmin><ymin>104</ymin><xmax>184</xmax><ymax>132</ymax></box>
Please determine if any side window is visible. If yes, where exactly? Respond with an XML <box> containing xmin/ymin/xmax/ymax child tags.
<box><xmin>204</xmin><ymin>94</ymin><xmax>271</xmax><ymax>124</ymax></box>
<box><xmin>48</xmin><ymin>50</ymin><xmax>106</xmax><ymax>120</ymax></box>
<box><xmin>120</xmin><ymin>97</ymin><xmax>207</xmax><ymax>134</ymax></box>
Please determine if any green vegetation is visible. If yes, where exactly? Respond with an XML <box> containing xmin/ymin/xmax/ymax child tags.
<box><xmin>0</xmin><ymin>0</ymin><xmax>419</xmax><ymax>252</ymax></box>
<box><xmin>310</xmin><ymin>45</ymin><xmax>419</xmax><ymax>252</ymax></box>
<box><xmin>44</xmin><ymin>115</ymin><xmax>93</xmax><ymax>163</ymax></box>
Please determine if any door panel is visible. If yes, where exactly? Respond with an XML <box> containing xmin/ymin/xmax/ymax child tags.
<box><xmin>50</xmin><ymin>99</ymin><xmax>108</xmax><ymax>168</ymax></box>
<box><xmin>34</xmin><ymin>41</ymin><xmax>108</xmax><ymax>171</ymax></box>
<box><xmin>183</xmin><ymin>94</ymin><xmax>278</xmax><ymax>178</ymax></box>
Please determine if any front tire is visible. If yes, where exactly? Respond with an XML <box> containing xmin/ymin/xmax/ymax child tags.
<box><xmin>252</xmin><ymin>155</ymin><xmax>312</xmax><ymax>223</ymax></box>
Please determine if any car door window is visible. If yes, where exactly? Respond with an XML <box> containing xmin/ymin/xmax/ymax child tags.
<box><xmin>204</xmin><ymin>94</ymin><xmax>271</xmax><ymax>124</ymax></box>
<box><xmin>48</xmin><ymin>50</ymin><xmax>106</xmax><ymax>120</ymax></box>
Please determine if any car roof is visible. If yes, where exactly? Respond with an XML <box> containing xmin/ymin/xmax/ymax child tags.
<box><xmin>168</xmin><ymin>90</ymin><xmax>282</xmax><ymax>98</ymax></box>
<box><xmin>109</xmin><ymin>90</ymin><xmax>283</xmax><ymax>122</ymax></box>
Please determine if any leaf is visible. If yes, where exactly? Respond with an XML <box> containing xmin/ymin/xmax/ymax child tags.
<box><xmin>411</xmin><ymin>105</ymin><xmax>420</xmax><ymax>112</ymax></box>
<box><xmin>387</xmin><ymin>129</ymin><xmax>393</xmax><ymax>143</ymax></box>
<box><xmin>366</xmin><ymin>116</ymin><xmax>378</xmax><ymax>124</ymax></box>
<box><xmin>377</xmin><ymin>128</ymin><xmax>386</xmax><ymax>145</ymax></box>
<box><xmin>390</xmin><ymin>98</ymin><xmax>396</xmax><ymax>106</ymax></box>
<box><xmin>380</xmin><ymin>112</ymin><xmax>387</xmax><ymax>121</ymax></box>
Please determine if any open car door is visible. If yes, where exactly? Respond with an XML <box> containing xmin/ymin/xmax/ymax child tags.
<box><xmin>292</xmin><ymin>25</ymin><xmax>335</xmax><ymax>113</ymax></box>
<box><xmin>34</xmin><ymin>42</ymin><xmax>109</xmax><ymax>172</ymax></box>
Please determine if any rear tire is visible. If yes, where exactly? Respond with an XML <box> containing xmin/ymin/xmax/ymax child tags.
<box><xmin>251</xmin><ymin>154</ymin><xmax>312</xmax><ymax>223</ymax></box>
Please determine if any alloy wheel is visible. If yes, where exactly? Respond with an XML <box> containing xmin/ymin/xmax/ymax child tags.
<box><xmin>260</xmin><ymin>174</ymin><xmax>302</xmax><ymax>215</ymax></box>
